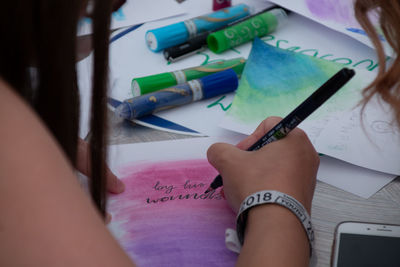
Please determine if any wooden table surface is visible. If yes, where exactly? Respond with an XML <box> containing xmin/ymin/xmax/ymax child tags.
<box><xmin>108</xmin><ymin>113</ymin><xmax>400</xmax><ymax>266</ymax></box>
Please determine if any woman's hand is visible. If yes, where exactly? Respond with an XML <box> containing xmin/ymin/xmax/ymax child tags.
<box><xmin>77</xmin><ymin>138</ymin><xmax>125</xmax><ymax>194</ymax></box>
<box><xmin>207</xmin><ymin>117</ymin><xmax>319</xmax><ymax>213</ymax></box>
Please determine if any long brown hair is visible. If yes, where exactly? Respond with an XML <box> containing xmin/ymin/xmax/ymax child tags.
<box><xmin>355</xmin><ymin>0</ymin><xmax>400</xmax><ymax>124</ymax></box>
<box><xmin>0</xmin><ymin>0</ymin><xmax>111</xmax><ymax>217</ymax></box>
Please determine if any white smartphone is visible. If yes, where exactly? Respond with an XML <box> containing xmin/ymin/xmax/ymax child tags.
<box><xmin>331</xmin><ymin>221</ymin><xmax>400</xmax><ymax>267</ymax></box>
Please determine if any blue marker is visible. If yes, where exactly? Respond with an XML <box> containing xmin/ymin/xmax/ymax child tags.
<box><xmin>145</xmin><ymin>4</ymin><xmax>250</xmax><ymax>52</ymax></box>
<box><xmin>115</xmin><ymin>69</ymin><xmax>238</xmax><ymax>119</ymax></box>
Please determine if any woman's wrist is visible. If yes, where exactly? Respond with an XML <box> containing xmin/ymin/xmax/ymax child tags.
<box><xmin>237</xmin><ymin>204</ymin><xmax>310</xmax><ymax>266</ymax></box>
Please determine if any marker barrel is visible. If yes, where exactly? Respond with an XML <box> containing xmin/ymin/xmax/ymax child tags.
<box><xmin>119</xmin><ymin>69</ymin><xmax>239</xmax><ymax>119</ymax></box>
<box><xmin>145</xmin><ymin>4</ymin><xmax>250</xmax><ymax>52</ymax></box>
<box><xmin>131</xmin><ymin>57</ymin><xmax>246</xmax><ymax>96</ymax></box>
<box><xmin>207</xmin><ymin>8</ymin><xmax>287</xmax><ymax>54</ymax></box>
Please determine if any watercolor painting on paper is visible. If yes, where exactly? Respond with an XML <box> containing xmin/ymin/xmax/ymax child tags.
<box><xmin>267</xmin><ymin>0</ymin><xmax>391</xmax><ymax>55</ymax></box>
<box><xmin>108</xmin><ymin>159</ymin><xmax>237</xmax><ymax>267</ymax></box>
<box><xmin>220</xmin><ymin>37</ymin><xmax>367</xmax><ymax>136</ymax></box>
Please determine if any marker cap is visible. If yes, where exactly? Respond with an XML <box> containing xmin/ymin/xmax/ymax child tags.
<box><xmin>200</xmin><ymin>68</ymin><xmax>238</xmax><ymax>99</ymax></box>
<box><xmin>146</xmin><ymin>22</ymin><xmax>189</xmax><ymax>52</ymax></box>
<box><xmin>207</xmin><ymin>9</ymin><xmax>286</xmax><ymax>54</ymax></box>
<box><xmin>132</xmin><ymin>73</ymin><xmax>177</xmax><ymax>96</ymax></box>
<box><xmin>213</xmin><ymin>0</ymin><xmax>232</xmax><ymax>11</ymax></box>
<box><xmin>269</xmin><ymin>8</ymin><xmax>288</xmax><ymax>28</ymax></box>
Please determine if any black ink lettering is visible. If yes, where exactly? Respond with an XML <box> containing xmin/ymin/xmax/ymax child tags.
<box><xmin>212</xmin><ymin>192</ymin><xmax>223</xmax><ymax>200</ymax></box>
<box><xmin>152</xmin><ymin>181</ymin><xmax>176</xmax><ymax>194</ymax></box>
<box><xmin>183</xmin><ymin>180</ymin><xmax>206</xmax><ymax>189</ymax></box>
<box><xmin>178</xmin><ymin>194</ymin><xmax>191</xmax><ymax>200</ymax></box>
<box><xmin>146</xmin><ymin>198</ymin><xmax>160</xmax><ymax>204</ymax></box>
<box><xmin>160</xmin><ymin>197</ymin><xmax>170</xmax><ymax>202</ymax></box>
<box><xmin>199</xmin><ymin>193</ymin><xmax>209</xmax><ymax>199</ymax></box>
<box><xmin>193</xmin><ymin>193</ymin><xmax>201</xmax><ymax>199</ymax></box>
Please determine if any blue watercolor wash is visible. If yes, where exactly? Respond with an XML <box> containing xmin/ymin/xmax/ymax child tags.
<box><xmin>245</xmin><ymin>38</ymin><xmax>330</xmax><ymax>96</ymax></box>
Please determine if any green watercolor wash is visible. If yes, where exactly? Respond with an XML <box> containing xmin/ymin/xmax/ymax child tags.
<box><xmin>227</xmin><ymin>38</ymin><xmax>366</xmax><ymax>125</ymax></box>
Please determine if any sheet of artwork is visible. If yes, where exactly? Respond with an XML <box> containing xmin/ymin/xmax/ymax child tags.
<box><xmin>268</xmin><ymin>0</ymin><xmax>392</xmax><ymax>56</ymax></box>
<box><xmin>107</xmin><ymin>137</ymin><xmax>242</xmax><ymax>267</ymax></box>
<box><xmin>316</xmin><ymin>98</ymin><xmax>400</xmax><ymax>175</ymax></box>
<box><xmin>220</xmin><ymin>37</ymin><xmax>400</xmax><ymax>176</ymax></box>
<box><xmin>106</xmin><ymin>137</ymin><xmax>397</xmax><ymax>267</ymax></box>
<box><xmin>220</xmin><ymin>37</ymin><xmax>368</xmax><ymax>138</ymax></box>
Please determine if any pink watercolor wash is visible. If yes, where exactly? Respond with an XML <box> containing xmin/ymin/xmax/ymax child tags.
<box><xmin>108</xmin><ymin>159</ymin><xmax>237</xmax><ymax>267</ymax></box>
<box><xmin>305</xmin><ymin>0</ymin><xmax>358</xmax><ymax>26</ymax></box>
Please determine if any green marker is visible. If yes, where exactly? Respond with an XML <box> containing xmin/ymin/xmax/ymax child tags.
<box><xmin>131</xmin><ymin>57</ymin><xmax>246</xmax><ymax>96</ymax></box>
<box><xmin>207</xmin><ymin>8</ymin><xmax>288</xmax><ymax>54</ymax></box>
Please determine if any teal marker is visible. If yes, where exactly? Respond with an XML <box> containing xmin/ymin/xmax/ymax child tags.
<box><xmin>145</xmin><ymin>4</ymin><xmax>250</xmax><ymax>52</ymax></box>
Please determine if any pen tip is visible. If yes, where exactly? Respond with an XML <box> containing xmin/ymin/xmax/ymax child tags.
<box><xmin>204</xmin><ymin>187</ymin><xmax>213</xmax><ymax>194</ymax></box>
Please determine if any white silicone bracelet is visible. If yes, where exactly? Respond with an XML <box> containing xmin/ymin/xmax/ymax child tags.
<box><xmin>236</xmin><ymin>190</ymin><xmax>314</xmax><ymax>256</ymax></box>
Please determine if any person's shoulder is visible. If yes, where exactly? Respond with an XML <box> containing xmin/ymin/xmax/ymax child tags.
<box><xmin>0</xmin><ymin>78</ymin><xmax>16</xmax><ymax>97</ymax></box>
<box><xmin>0</xmin><ymin>78</ymin><xmax>28</xmax><ymax>112</ymax></box>
<box><xmin>0</xmin><ymin>76</ymin><xmax>71</xmax><ymax>186</ymax></box>
<box><xmin>0</xmin><ymin>77</ymin><xmax>49</xmax><ymax>155</ymax></box>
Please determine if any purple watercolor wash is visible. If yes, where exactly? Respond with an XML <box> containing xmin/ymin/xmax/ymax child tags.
<box><xmin>108</xmin><ymin>159</ymin><xmax>238</xmax><ymax>267</ymax></box>
<box><xmin>305</xmin><ymin>0</ymin><xmax>357</xmax><ymax>25</ymax></box>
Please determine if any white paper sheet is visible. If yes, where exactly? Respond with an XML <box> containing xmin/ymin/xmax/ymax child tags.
<box><xmin>77</xmin><ymin>0</ymin><xmax>185</xmax><ymax>36</ymax></box>
<box><xmin>108</xmin><ymin>9</ymin><xmax>379</xmax><ymax>137</ymax></box>
<box><xmin>316</xmin><ymin>97</ymin><xmax>400</xmax><ymax>175</ymax></box>
<box><xmin>108</xmin><ymin>137</ymin><xmax>396</xmax><ymax>199</ymax></box>
<box><xmin>318</xmin><ymin>155</ymin><xmax>397</xmax><ymax>198</ymax></box>
<box><xmin>267</xmin><ymin>0</ymin><xmax>393</xmax><ymax>56</ymax></box>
